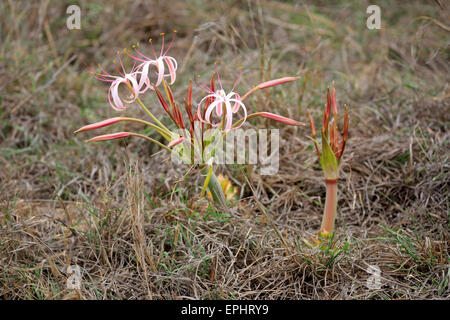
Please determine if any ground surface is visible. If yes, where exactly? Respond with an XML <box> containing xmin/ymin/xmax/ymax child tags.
<box><xmin>0</xmin><ymin>0</ymin><xmax>449</xmax><ymax>299</ymax></box>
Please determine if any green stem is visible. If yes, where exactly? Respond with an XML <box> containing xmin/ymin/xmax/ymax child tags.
<box><xmin>135</xmin><ymin>97</ymin><xmax>172</xmax><ymax>139</ymax></box>
<box><xmin>319</xmin><ymin>180</ymin><xmax>338</xmax><ymax>236</ymax></box>
<box><xmin>201</xmin><ymin>166</ymin><xmax>227</xmax><ymax>208</ymax></box>
<box><xmin>121</xmin><ymin>117</ymin><xmax>170</xmax><ymax>139</ymax></box>
<box><xmin>129</xmin><ymin>133</ymin><xmax>173</xmax><ymax>153</ymax></box>
<box><xmin>126</xmin><ymin>82</ymin><xmax>172</xmax><ymax>140</ymax></box>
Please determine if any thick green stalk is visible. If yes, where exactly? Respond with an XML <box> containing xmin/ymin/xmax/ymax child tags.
<box><xmin>319</xmin><ymin>180</ymin><xmax>338</xmax><ymax>236</ymax></box>
<box><xmin>202</xmin><ymin>167</ymin><xmax>227</xmax><ymax>208</ymax></box>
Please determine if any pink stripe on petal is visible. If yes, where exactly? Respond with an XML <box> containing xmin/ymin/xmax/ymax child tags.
<box><xmin>168</xmin><ymin>56</ymin><xmax>178</xmax><ymax>71</ymax></box>
<box><xmin>232</xmin><ymin>93</ymin><xmax>241</xmax><ymax>112</ymax></box>
<box><xmin>197</xmin><ymin>94</ymin><xmax>217</xmax><ymax>123</ymax></box>
<box><xmin>126</xmin><ymin>75</ymin><xmax>140</xmax><ymax>102</ymax></box>
<box><xmin>108</xmin><ymin>83</ymin><xmax>123</xmax><ymax>111</ymax></box>
<box><xmin>164</xmin><ymin>57</ymin><xmax>176</xmax><ymax>84</ymax></box>
<box><xmin>216</xmin><ymin>102</ymin><xmax>222</xmax><ymax>117</ymax></box>
<box><xmin>196</xmin><ymin>105</ymin><xmax>203</xmax><ymax>121</ymax></box>
<box><xmin>224</xmin><ymin>101</ymin><xmax>233</xmax><ymax>131</ymax></box>
<box><xmin>110</xmin><ymin>80</ymin><xmax>125</xmax><ymax>110</ymax></box>
<box><xmin>144</xmin><ymin>61</ymin><xmax>159</xmax><ymax>91</ymax></box>
<box><xmin>204</xmin><ymin>103</ymin><xmax>215</xmax><ymax>124</ymax></box>
<box><xmin>155</xmin><ymin>58</ymin><xmax>165</xmax><ymax>86</ymax></box>
<box><xmin>205</xmin><ymin>100</ymin><xmax>223</xmax><ymax>124</ymax></box>
<box><xmin>196</xmin><ymin>97</ymin><xmax>210</xmax><ymax>123</ymax></box>
<box><xmin>137</xmin><ymin>62</ymin><xmax>150</xmax><ymax>91</ymax></box>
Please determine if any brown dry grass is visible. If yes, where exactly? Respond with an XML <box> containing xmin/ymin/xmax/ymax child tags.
<box><xmin>0</xmin><ymin>0</ymin><xmax>449</xmax><ymax>299</ymax></box>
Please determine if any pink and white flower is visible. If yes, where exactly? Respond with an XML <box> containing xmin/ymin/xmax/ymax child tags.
<box><xmin>197</xmin><ymin>89</ymin><xmax>246</xmax><ymax>132</ymax></box>
<box><xmin>95</xmin><ymin>53</ymin><xmax>140</xmax><ymax>111</ymax></box>
<box><xmin>196</xmin><ymin>71</ymin><xmax>247</xmax><ymax>132</ymax></box>
<box><xmin>129</xmin><ymin>32</ymin><xmax>178</xmax><ymax>92</ymax></box>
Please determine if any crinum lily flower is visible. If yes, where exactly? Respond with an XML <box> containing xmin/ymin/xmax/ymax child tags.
<box><xmin>95</xmin><ymin>52</ymin><xmax>141</xmax><ymax>111</ymax></box>
<box><xmin>196</xmin><ymin>69</ymin><xmax>302</xmax><ymax>132</ymax></box>
<box><xmin>128</xmin><ymin>32</ymin><xmax>178</xmax><ymax>92</ymax></box>
<box><xmin>196</xmin><ymin>69</ymin><xmax>246</xmax><ymax>132</ymax></box>
<box><xmin>197</xmin><ymin>89</ymin><xmax>247</xmax><ymax>132</ymax></box>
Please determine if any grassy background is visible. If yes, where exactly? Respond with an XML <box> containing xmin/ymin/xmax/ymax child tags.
<box><xmin>0</xmin><ymin>0</ymin><xmax>449</xmax><ymax>299</ymax></box>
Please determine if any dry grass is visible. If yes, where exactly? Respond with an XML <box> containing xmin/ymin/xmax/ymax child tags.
<box><xmin>0</xmin><ymin>0</ymin><xmax>449</xmax><ymax>299</ymax></box>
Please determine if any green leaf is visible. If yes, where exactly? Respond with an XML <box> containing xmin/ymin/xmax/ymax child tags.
<box><xmin>320</xmin><ymin>136</ymin><xmax>338</xmax><ymax>179</ymax></box>
<box><xmin>200</xmin><ymin>165</ymin><xmax>213</xmax><ymax>199</ymax></box>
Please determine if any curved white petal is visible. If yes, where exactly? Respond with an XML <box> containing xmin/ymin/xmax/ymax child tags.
<box><xmin>224</xmin><ymin>100</ymin><xmax>234</xmax><ymax>131</ymax></box>
<box><xmin>137</xmin><ymin>61</ymin><xmax>158</xmax><ymax>92</ymax></box>
<box><xmin>226</xmin><ymin>91</ymin><xmax>238</xmax><ymax>100</ymax></box>
<box><xmin>233</xmin><ymin>102</ymin><xmax>247</xmax><ymax>129</ymax></box>
<box><xmin>124</xmin><ymin>74</ymin><xmax>140</xmax><ymax>103</ymax></box>
<box><xmin>228</xmin><ymin>98</ymin><xmax>246</xmax><ymax>114</ymax></box>
<box><xmin>167</xmin><ymin>56</ymin><xmax>178</xmax><ymax>71</ymax></box>
<box><xmin>155</xmin><ymin>58</ymin><xmax>165</xmax><ymax>86</ymax></box>
<box><xmin>109</xmin><ymin>79</ymin><xmax>126</xmax><ymax>111</ymax></box>
<box><xmin>163</xmin><ymin>56</ymin><xmax>177</xmax><ymax>84</ymax></box>
<box><xmin>204</xmin><ymin>99</ymin><xmax>224</xmax><ymax>125</ymax></box>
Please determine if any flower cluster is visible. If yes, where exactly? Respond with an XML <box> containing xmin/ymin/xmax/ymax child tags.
<box><xmin>91</xmin><ymin>32</ymin><xmax>178</xmax><ymax>112</ymax></box>
<box><xmin>75</xmin><ymin>32</ymin><xmax>304</xmax><ymax>205</ymax></box>
<box><xmin>78</xmin><ymin>33</ymin><xmax>302</xmax><ymax>149</ymax></box>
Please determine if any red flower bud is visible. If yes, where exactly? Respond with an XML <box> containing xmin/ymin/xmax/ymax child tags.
<box><xmin>74</xmin><ymin>117</ymin><xmax>125</xmax><ymax>133</ymax></box>
<box><xmin>87</xmin><ymin>132</ymin><xmax>132</xmax><ymax>142</ymax></box>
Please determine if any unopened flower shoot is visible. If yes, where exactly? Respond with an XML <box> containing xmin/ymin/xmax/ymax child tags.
<box><xmin>308</xmin><ymin>85</ymin><xmax>349</xmax><ymax>237</ymax></box>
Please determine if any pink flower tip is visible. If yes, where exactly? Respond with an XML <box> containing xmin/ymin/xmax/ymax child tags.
<box><xmin>74</xmin><ymin>117</ymin><xmax>125</xmax><ymax>133</ymax></box>
<box><xmin>256</xmin><ymin>76</ymin><xmax>299</xmax><ymax>89</ymax></box>
<box><xmin>168</xmin><ymin>136</ymin><xmax>185</xmax><ymax>147</ymax></box>
<box><xmin>255</xmin><ymin>112</ymin><xmax>304</xmax><ymax>126</ymax></box>
<box><xmin>86</xmin><ymin>132</ymin><xmax>132</xmax><ymax>142</ymax></box>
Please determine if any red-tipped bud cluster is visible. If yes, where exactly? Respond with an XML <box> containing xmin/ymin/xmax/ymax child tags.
<box><xmin>184</xmin><ymin>80</ymin><xmax>196</xmax><ymax>137</ymax></box>
<box><xmin>309</xmin><ymin>84</ymin><xmax>349</xmax><ymax>178</ymax></box>
<box><xmin>155</xmin><ymin>87</ymin><xmax>172</xmax><ymax>118</ymax></box>
<box><xmin>155</xmin><ymin>81</ymin><xmax>185</xmax><ymax>129</ymax></box>
<box><xmin>323</xmin><ymin>85</ymin><xmax>348</xmax><ymax>161</ymax></box>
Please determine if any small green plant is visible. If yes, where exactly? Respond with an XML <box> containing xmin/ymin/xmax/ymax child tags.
<box><xmin>308</xmin><ymin>85</ymin><xmax>348</xmax><ymax>237</ymax></box>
